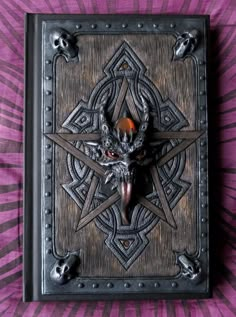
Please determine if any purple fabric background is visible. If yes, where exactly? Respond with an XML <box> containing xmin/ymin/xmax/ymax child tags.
<box><xmin>0</xmin><ymin>0</ymin><xmax>236</xmax><ymax>316</ymax></box>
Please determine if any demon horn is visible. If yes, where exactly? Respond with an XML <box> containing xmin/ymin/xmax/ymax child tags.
<box><xmin>99</xmin><ymin>93</ymin><xmax>110</xmax><ymax>136</ymax></box>
<box><xmin>133</xmin><ymin>92</ymin><xmax>150</xmax><ymax>149</ymax></box>
<box><xmin>139</xmin><ymin>92</ymin><xmax>150</xmax><ymax>132</ymax></box>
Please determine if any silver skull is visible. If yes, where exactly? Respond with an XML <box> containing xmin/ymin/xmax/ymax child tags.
<box><xmin>50</xmin><ymin>253</ymin><xmax>79</xmax><ymax>285</ymax></box>
<box><xmin>178</xmin><ymin>254</ymin><xmax>202</xmax><ymax>283</ymax></box>
<box><xmin>173</xmin><ymin>29</ymin><xmax>199</xmax><ymax>60</ymax></box>
<box><xmin>50</xmin><ymin>28</ymin><xmax>78</xmax><ymax>61</ymax></box>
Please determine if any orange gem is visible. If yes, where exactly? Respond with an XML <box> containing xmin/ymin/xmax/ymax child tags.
<box><xmin>115</xmin><ymin>117</ymin><xmax>136</xmax><ymax>133</ymax></box>
<box><xmin>121</xmin><ymin>62</ymin><xmax>129</xmax><ymax>69</ymax></box>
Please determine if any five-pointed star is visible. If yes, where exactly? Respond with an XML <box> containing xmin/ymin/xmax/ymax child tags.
<box><xmin>46</xmin><ymin>130</ymin><xmax>203</xmax><ymax>230</ymax></box>
<box><xmin>46</xmin><ymin>77</ymin><xmax>204</xmax><ymax>231</ymax></box>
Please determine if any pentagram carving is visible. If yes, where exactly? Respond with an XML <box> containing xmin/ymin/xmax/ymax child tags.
<box><xmin>47</xmin><ymin>42</ymin><xmax>203</xmax><ymax>269</ymax></box>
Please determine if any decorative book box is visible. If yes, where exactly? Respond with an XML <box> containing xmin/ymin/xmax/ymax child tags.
<box><xmin>24</xmin><ymin>14</ymin><xmax>210</xmax><ymax>301</ymax></box>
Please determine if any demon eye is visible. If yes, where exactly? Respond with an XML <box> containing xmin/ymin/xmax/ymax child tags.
<box><xmin>135</xmin><ymin>149</ymin><xmax>146</xmax><ymax>160</ymax></box>
<box><xmin>105</xmin><ymin>150</ymin><xmax>119</xmax><ymax>159</ymax></box>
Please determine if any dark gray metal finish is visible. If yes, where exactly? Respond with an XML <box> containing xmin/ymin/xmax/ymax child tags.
<box><xmin>24</xmin><ymin>14</ymin><xmax>210</xmax><ymax>301</ymax></box>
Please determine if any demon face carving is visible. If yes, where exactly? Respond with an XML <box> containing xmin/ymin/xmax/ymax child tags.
<box><xmin>90</xmin><ymin>94</ymin><xmax>153</xmax><ymax>225</ymax></box>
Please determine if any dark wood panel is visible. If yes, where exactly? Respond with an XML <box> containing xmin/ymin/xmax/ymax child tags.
<box><xmin>54</xmin><ymin>34</ymin><xmax>196</xmax><ymax>277</ymax></box>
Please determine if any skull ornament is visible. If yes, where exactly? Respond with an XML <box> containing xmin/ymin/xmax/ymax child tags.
<box><xmin>91</xmin><ymin>93</ymin><xmax>153</xmax><ymax>225</ymax></box>
<box><xmin>50</xmin><ymin>253</ymin><xmax>79</xmax><ymax>285</ymax></box>
<box><xmin>50</xmin><ymin>28</ymin><xmax>79</xmax><ymax>62</ymax></box>
<box><xmin>173</xmin><ymin>29</ymin><xmax>200</xmax><ymax>60</ymax></box>
<box><xmin>178</xmin><ymin>254</ymin><xmax>202</xmax><ymax>284</ymax></box>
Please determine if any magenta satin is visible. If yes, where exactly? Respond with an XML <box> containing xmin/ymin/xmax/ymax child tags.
<box><xmin>0</xmin><ymin>0</ymin><xmax>236</xmax><ymax>316</ymax></box>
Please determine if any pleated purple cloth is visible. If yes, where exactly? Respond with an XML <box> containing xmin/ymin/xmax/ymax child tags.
<box><xmin>0</xmin><ymin>0</ymin><xmax>236</xmax><ymax>316</ymax></box>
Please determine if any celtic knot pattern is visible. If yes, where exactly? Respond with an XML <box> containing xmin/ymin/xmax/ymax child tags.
<box><xmin>48</xmin><ymin>42</ymin><xmax>202</xmax><ymax>269</ymax></box>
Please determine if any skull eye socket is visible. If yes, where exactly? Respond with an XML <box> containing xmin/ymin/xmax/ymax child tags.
<box><xmin>183</xmin><ymin>39</ymin><xmax>189</xmax><ymax>46</ymax></box>
<box><xmin>54</xmin><ymin>39</ymin><xmax>59</xmax><ymax>46</ymax></box>
<box><xmin>135</xmin><ymin>149</ymin><xmax>146</xmax><ymax>160</ymax></box>
<box><xmin>105</xmin><ymin>150</ymin><xmax>119</xmax><ymax>159</ymax></box>
<box><xmin>61</xmin><ymin>33</ymin><xmax>67</xmax><ymax>39</ymax></box>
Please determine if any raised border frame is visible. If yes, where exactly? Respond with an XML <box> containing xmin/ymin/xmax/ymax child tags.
<box><xmin>24</xmin><ymin>14</ymin><xmax>210</xmax><ymax>301</ymax></box>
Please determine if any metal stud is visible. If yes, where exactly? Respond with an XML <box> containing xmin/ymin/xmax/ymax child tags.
<box><xmin>201</xmin><ymin>247</ymin><xmax>207</xmax><ymax>253</ymax></box>
<box><xmin>138</xmin><ymin>23</ymin><xmax>143</xmax><ymax>28</ymax></box>
<box><xmin>46</xmin><ymin>60</ymin><xmax>51</xmax><ymax>64</ymax></box>
<box><xmin>200</xmin><ymin>141</ymin><xmax>206</xmax><ymax>146</ymax></box>
<box><xmin>46</xmin><ymin>90</ymin><xmax>51</xmax><ymax>95</ymax></box>
<box><xmin>107</xmin><ymin>282</ymin><xmax>113</xmax><ymax>288</ymax></box>
<box><xmin>154</xmin><ymin>282</ymin><xmax>160</xmax><ymax>288</ymax></box>
<box><xmin>45</xmin><ymin>144</ymin><xmax>51</xmax><ymax>149</ymax></box>
<box><xmin>46</xmin><ymin>237</ymin><xmax>51</xmax><ymax>241</ymax></box>
<box><xmin>200</xmin><ymin>105</ymin><xmax>205</xmax><ymax>111</ymax></box>
<box><xmin>45</xmin><ymin>209</ymin><xmax>51</xmax><ymax>214</ymax></box>
<box><xmin>201</xmin><ymin>154</ymin><xmax>206</xmax><ymax>159</ymax></box>
<box><xmin>91</xmin><ymin>24</ymin><xmax>97</xmax><ymax>29</ymax></box>
<box><xmin>171</xmin><ymin>282</ymin><xmax>177</xmax><ymax>288</ymax></box>
<box><xmin>92</xmin><ymin>283</ymin><xmax>98</xmax><ymax>288</ymax></box>
<box><xmin>201</xmin><ymin>217</ymin><xmax>207</xmax><ymax>223</ymax></box>
<box><xmin>105</xmin><ymin>24</ymin><xmax>111</xmax><ymax>28</ymax></box>
<box><xmin>170</xmin><ymin>23</ymin><xmax>175</xmax><ymax>28</ymax></box>
<box><xmin>45</xmin><ymin>122</ymin><xmax>51</xmax><ymax>126</ymax></box>
<box><xmin>200</xmin><ymin>75</ymin><xmax>205</xmax><ymax>80</ymax></box>
<box><xmin>199</xmin><ymin>60</ymin><xmax>205</xmax><ymax>65</ymax></box>
<box><xmin>201</xmin><ymin>232</ymin><xmax>207</xmax><ymax>238</ymax></box>
<box><xmin>122</xmin><ymin>23</ymin><xmax>127</xmax><ymax>28</ymax></box>
<box><xmin>45</xmin><ymin>159</ymin><xmax>51</xmax><ymax>164</ymax></box>
<box><xmin>124</xmin><ymin>282</ymin><xmax>130</xmax><ymax>288</ymax></box>
<box><xmin>76</xmin><ymin>24</ymin><xmax>81</xmax><ymax>29</ymax></box>
<box><xmin>201</xmin><ymin>203</ymin><xmax>207</xmax><ymax>208</ymax></box>
<box><xmin>200</xmin><ymin>91</ymin><xmax>205</xmax><ymax>96</ymax></box>
<box><xmin>45</xmin><ymin>192</ymin><xmax>51</xmax><ymax>197</ymax></box>
<box><xmin>45</xmin><ymin>175</ymin><xmax>51</xmax><ymax>180</ymax></box>
<box><xmin>45</xmin><ymin>76</ymin><xmax>51</xmax><ymax>80</ymax></box>
<box><xmin>45</xmin><ymin>223</ymin><xmax>51</xmax><ymax>228</ymax></box>
<box><xmin>45</xmin><ymin>106</ymin><xmax>51</xmax><ymax>111</ymax></box>
<box><xmin>78</xmin><ymin>283</ymin><xmax>84</xmax><ymax>288</ymax></box>
<box><xmin>153</xmin><ymin>24</ymin><xmax>158</xmax><ymax>28</ymax></box>
<box><xmin>47</xmin><ymin>249</ymin><xmax>52</xmax><ymax>254</ymax></box>
<box><xmin>138</xmin><ymin>282</ymin><xmax>144</xmax><ymax>288</ymax></box>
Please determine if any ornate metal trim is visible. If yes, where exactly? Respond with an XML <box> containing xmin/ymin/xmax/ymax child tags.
<box><xmin>23</xmin><ymin>14</ymin><xmax>211</xmax><ymax>300</ymax></box>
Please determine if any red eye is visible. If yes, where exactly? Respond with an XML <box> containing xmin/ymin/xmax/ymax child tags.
<box><xmin>105</xmin><ymin>150</ymin><xmax>119</xmax><ymax>159</ymax></box>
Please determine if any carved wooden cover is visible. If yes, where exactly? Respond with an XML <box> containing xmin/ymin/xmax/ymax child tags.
<box><xmin>24</xmin><ymin>14</ymin><xmax>210</xmax><ymax>301</ymax></box>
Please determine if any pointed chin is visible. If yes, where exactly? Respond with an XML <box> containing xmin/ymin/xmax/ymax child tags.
<box><xmin>120</xmin><ymin>181</ymin><xmax>132</xmax><ymax>225</ymax></box>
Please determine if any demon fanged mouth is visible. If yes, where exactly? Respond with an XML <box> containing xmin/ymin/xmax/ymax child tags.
<box><xmin>90</xmin><ymin>94</ymin><xmax>153</xmax><ymax>225</ymax></box>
